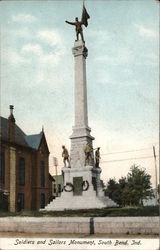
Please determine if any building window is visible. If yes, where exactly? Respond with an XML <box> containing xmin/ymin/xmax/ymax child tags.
<box><xmin>0</xmin><ymin>152</ymin><xmax>5</xmax><ymax>184</ymax></box>
<box><xmin>58</xmin><ymin>184</ymin><xmax>61</xmax><ymax>193</ymax></box>
<box><xmin>19</xmin><ymin>157</ymin><xmax>25</xmax><ymax>185</ymax></box>
<box><xmin>40</xmin><ymin>160</ymin><xmax>45</xmax><ymax>187</ymax></box>
<box><xmin>53</xmin><ymin>184</ymin><xmax>56</xmax><ymax>193</ymax></box>
<box><xmin>40</xmin><ymin>193</ymin><xmax>45</xmax><ymax>208</ymax></box>
<box><xmin>17</xmin><ymin>193</ymin><xmax>24</xmax><ymax>210</ymax></box>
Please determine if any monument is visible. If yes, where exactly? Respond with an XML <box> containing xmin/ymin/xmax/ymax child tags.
<box><xmin>44</xmin><ymin>5</ymin><xmax>116</xmax><ymax>211</ymax></box>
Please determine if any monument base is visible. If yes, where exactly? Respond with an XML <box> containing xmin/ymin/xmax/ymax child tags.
<box><xmin>43</xmin><ymin>166</ymin><xmax>117</xmax><ymax>211</ymax></box>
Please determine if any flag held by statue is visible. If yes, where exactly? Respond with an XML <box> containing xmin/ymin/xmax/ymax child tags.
<box><xmin>81</xmin><ymin>4</ymin><xmax>90</xmax><ymax>27</ymax></box>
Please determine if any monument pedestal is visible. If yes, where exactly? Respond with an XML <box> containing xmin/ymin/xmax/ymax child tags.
<box><xmin>43</xmin><ymin>40</ymin><xmax>117</xmax><ymax>211</ymax></box>
<box><xmin>45</xmin><ymin>166</ymin><xmax>116</xmax><ymax>211</ymax></box>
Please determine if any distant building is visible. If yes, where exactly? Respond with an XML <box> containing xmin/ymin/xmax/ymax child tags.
<box><xmin>0</xmin><ymin>106</ymin><xmax>53</xmax><ymax>212</ymax></box>
<box><xmin>52</xmin><ymin>175</ymin><xmax>63</xmax><ymax>197</ymax></box>
<box><xmin>143</xmin><ymin>189</ymin><xmax>157</xmax><ymax>206</ymax></box>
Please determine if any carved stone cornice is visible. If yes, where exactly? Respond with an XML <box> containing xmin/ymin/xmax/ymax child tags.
<box><xmin>72</xmin><ymin>43</ymin><xmax>88</xmax><ymax>58</ymax></box>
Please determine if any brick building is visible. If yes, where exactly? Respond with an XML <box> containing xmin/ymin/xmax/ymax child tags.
<box><xmin>0</xmin><ymin>106</ymin><xmax>53</xmax><ymax>212</ymax></box>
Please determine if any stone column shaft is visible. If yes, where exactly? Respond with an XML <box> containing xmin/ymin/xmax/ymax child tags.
<box><xmin>73</xmin><ymin>43</ymin><xmax>88</xmax><ymax>128</ymax></box>
<box><xmin>70</xmin><ymin>41</ymin><xmax>94</xmax><ymax>168</ymax></box>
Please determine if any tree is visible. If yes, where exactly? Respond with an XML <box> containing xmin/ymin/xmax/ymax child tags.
<box><xmin>105</xmin><ymin>165</ymin><xmax>154</xmax><ymax>207</ymax></box>
<box><xmin>126</xmin><ymin>165</ymin><xmax>153</xmax><ymax>206</ymax></box>
<box><xmin>105</xmin><ymin>177</ymin><xmax>130</xmax><ymax>206</ymax></box>
<box><xmin>118</xmin><ymin>177</ymin><xmax>128</xmax><ymax>206</ymax></box>
<box><xmin>105</xmin><ymin>178</ymin><xmax>121</xmax><ymax>205</ymax></box>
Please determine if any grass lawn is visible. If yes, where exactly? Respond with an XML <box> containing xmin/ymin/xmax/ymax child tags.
<box><xmin>0</xmin><ymin>206</ymin><xmax>159</xmax><ymax>217</ymax></box>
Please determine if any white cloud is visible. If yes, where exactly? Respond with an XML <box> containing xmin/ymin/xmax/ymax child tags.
<box><xmin>6</xmin><ymin>27</ymin><xmax>31</xmax><ymax>38</ymax></box>
<box><xmin>37</xmin><ymin>30</ymin><xmax>63</xmax><ymax>46</ymax></box>
<box><xmin>12</xmin><ymin>14</ymin><xmax>36</xmax><ymax>23</ymax></box>
<box><xmin>2</xmin><ymin>27</ymin><xmax>65</xmax><ymax>70</ymax></box>
<box><xmin>22</xmin><ymin>44</ymin><xmax>43</xmax><ymax>56</ymax></box>
<box><xmin>21</xmin><ymin>43</ymin><xmax>63</xmax><ymax>66</ymax></box>
<box><xmin>35</xmin><ymin>29</ymin><xmax>66</xmax><ymax>65</ymax></box>
<box><xmin>40</xmin><ymin>53</ymin><xmax>61</xmax><ymax>65</ymax></box>
<box><xmin>2</xmin><ymin>48</ymin><xmax>30</xmax><ymax>66</ymax></box>
<box><xmin>96</xmin><ymin>47</ymin><xmax>133</xmax><ymax>65</ymax></box>
<box><xmin>88</xmin><ymin>30</ymin><xmax>109</xmax><ymax>40</ymax></box>
<box><xmin>10</xmin><ymin>51</ymin><xmax>30</xmax><ymax>65</ymax></box>
<box><xmin>135</xmin><ymin>24</ymin><xmax>157</xmax><ymax>39</ymax></box>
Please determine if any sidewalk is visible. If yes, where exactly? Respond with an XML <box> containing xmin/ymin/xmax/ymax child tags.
<box><xmin>0</xmin><ymin>232</ymin><xmax>159</xmax><ymax>238</ymax></box>
<box><xmin>0</xmin><ymin>217</ymin><xmax>159</xmax><ymax>235</ymax></box>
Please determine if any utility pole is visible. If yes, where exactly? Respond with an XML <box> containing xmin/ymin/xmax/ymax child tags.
<box><xmin>53</xmin><ymin>157</ymin><xmax>58</xmax><ymax>197</ymax></box>
<box><xmin>153</xmin><ymin>146</ymin><xmax>158</xmax><ymax>205</ymax></box>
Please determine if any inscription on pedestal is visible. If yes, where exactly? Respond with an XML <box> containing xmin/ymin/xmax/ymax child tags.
<box><xmin>73</xmin><ymin>177</ymin><xmax>83</xmax><ymax>196</ymax></box>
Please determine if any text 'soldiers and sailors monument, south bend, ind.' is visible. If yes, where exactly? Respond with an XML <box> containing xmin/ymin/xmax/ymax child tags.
<box><xmin>43</xmin><ymin>4</ymin><xmax>116</xmax><ymax>211</ymax></box>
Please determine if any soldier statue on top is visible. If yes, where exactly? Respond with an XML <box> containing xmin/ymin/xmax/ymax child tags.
<box><xmin>65</xmin><ymin>3</ymin><xmax>90</xmax><ymax>42</ymax></box>
<box><xmin>66</xmin><ymin>17</ymin><xmax>85</xmax><ymax>42</ymax></box>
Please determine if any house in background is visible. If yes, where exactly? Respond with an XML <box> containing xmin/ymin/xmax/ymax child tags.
<box><xmin>143</xmin><ymin>189</ymin><xmax>157</xmax><ymax>206</ymax></box>
<box><xmin>0</xmin><ymin>105</ymin><xmax>53</xmax><ymax>212</ymax></box>
<box><xmin>52</xmin><ymin>174</ymin><xmax>63</xmax><ymax>198</ymax></box>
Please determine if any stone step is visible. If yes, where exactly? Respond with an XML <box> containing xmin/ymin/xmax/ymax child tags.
<box><xmin>98</xmin><ymin>196</ymin><xmax>118</xmax><ymax>207</ymax></box>
<box><xmin>42</xmin><ymin>189</ymin><xmax>117</xmax><ymax>211</ymax></box>
<box><xmin>44</xmin><ymin>194</ymin><xmax>117</xmax><ymax>211</ymax></box>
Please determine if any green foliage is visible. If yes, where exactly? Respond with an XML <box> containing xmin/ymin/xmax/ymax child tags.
<box><xmin>105</xmin><ymin>178</ymin><xmax>121</xmax><ymax>205</ymax></box>
<box><xmin>127</xmin><ymin>165</ymin><xmax>153</xmax><ymax>206</ymax></box>
<box><xmin>0</xmin><ymin>206</ymin><xmax>158</xmax><ymax>217</ymax></box>
<box><xmin>105</xmin><ymin>164</ymin><xmax>154</xmax><ymax>207</ymax></box>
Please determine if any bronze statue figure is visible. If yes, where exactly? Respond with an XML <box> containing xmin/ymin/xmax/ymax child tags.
<box><xmin>84</xmin><ymin>143</ymin><xmax>93</xmax><ymax>166</ymax></box>
<box><xmin>62</xmin><ymin>145</ymin><xmax>70</xmax><ymax>168</ymax></box>
<box><xmin>95</xmin><ymin>147</ymin><xmax>101</xmax><ymax>168</ymax></box>
<box><xmin>65</xmin><ymin>4</ymin><xmax>90</xmax><ymax>42</ymax></box>
<box><xmin>66</xmin><ymin>17</ymin><xmax>84</xmax><ymax>42</ymax></box>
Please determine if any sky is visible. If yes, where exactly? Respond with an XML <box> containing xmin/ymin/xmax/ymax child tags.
<box><xmin>0</xmin><ymin>0</ymin><xmax>159</xmax><ymax>187</ymax></box>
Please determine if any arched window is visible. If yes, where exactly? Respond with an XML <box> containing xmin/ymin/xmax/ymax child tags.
<box><xmin>0</xmin><ymin>152</ymin><xmax>5</xmax><ymax>184</ymax></box>
<box><xmin>40</xmin><ymin>193</ymin><xmax>45</xmax><ymax>208</ymax></box>
<box><xmin>58</xmin><ymin>184</ymin><xmax>61</xmax><ymax>193</ymax></box>
<box><xmin>40</xmin><ymin>160</ymin><xmax>45</xmax><ymax>187</ymax></box>
<box><xmin>19</xmin><ymin>157</ymin><xmax>25</xmax><ymax>185</ymax></box>
<box><xmin>17</xmin><ymin>193</ymin><xmax>24</xmax><ymax>210</ymax></box>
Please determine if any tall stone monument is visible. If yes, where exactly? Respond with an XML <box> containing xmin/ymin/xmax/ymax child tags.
<box><xmin>44</xmin><ymin>45</ymin><xmax>116</xmax><ymax>211</ymax></box>
<box><xmin>44</xmin><ymin>8</ymin><xmax>116</xmax><ymax>210</ymax></box>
